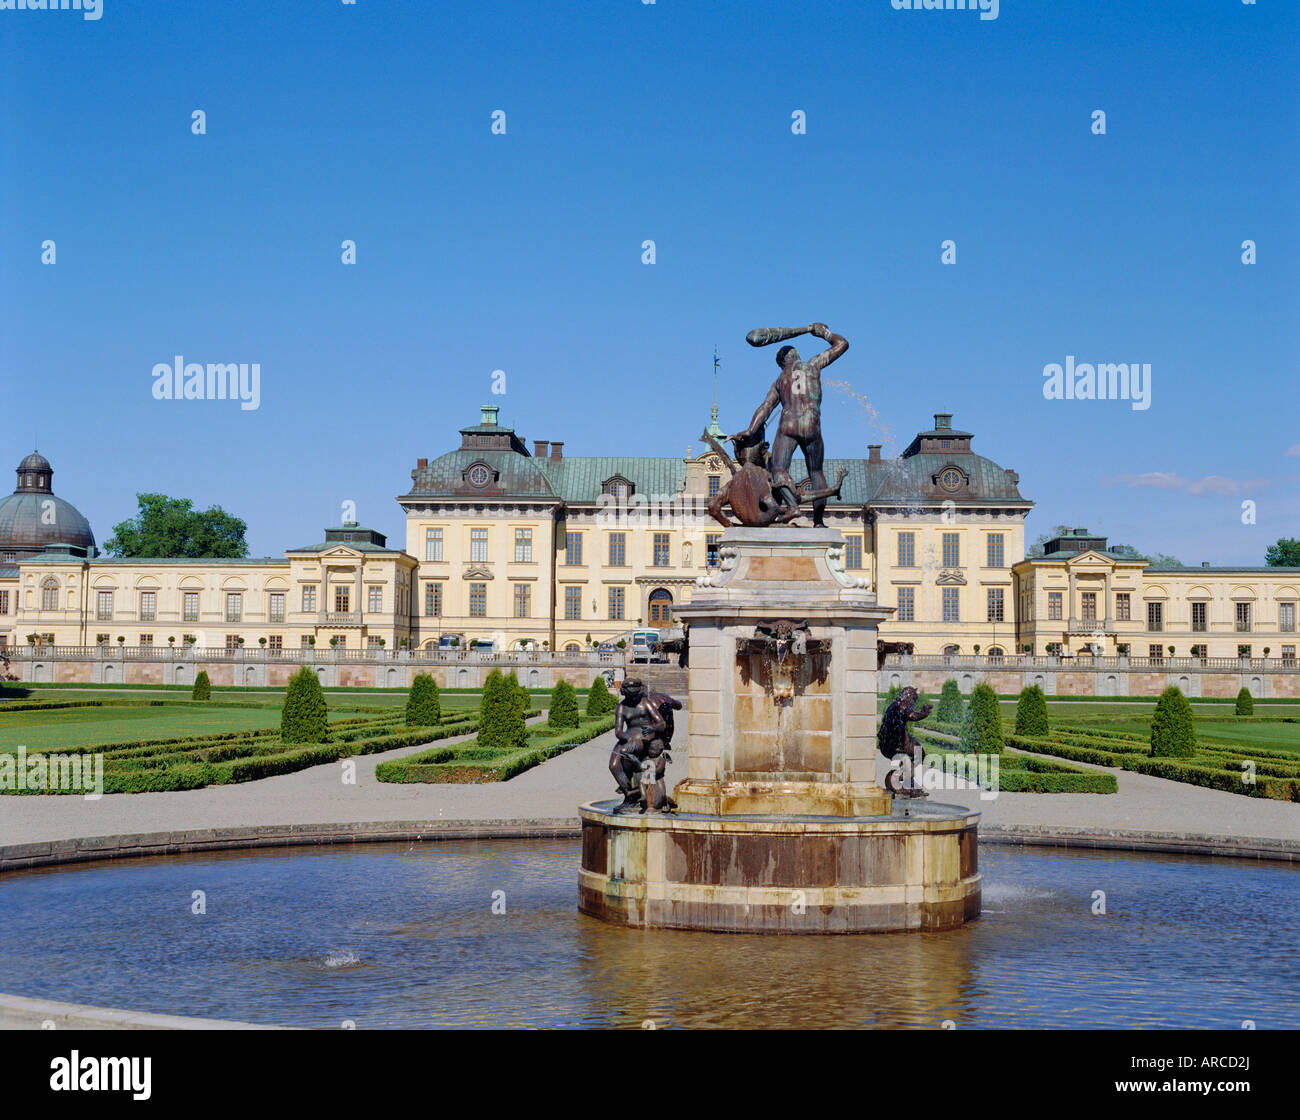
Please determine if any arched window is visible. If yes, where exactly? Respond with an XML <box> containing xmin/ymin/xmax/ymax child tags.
<box><xmin>987</xmin><ymin>646</ymin><xmax>1004</xmax><ymax>661</ymax></box>
<box><xmin>41</xmin><ymin>579</ymin><xmax>59</xmax><ymax>611</ymax></box>
<box><xmin>648</xmin><ymin>588</ymin><xmax>673</xmax><ymax>625</ymax></box>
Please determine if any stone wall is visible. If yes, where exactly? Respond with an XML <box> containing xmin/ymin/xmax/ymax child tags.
<box><xmin>886</xmin><ymin>660</ymin><xmax>1293</xmax><ymax>698</ymax></box>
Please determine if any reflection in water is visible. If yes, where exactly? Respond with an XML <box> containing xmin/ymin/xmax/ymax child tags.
<box><xmin>0</xmin><ymin>839</ymin><xmax>1295</xmax><ymax>1029</ymax></box>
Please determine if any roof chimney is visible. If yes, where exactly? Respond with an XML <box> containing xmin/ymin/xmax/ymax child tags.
<box><xmin>533</xmin><ymin>440</ymin><xmax>549</xmax><ymax>457</ymax></box>
<box><xmin>550</xmin><ymin>441</ymin><xmax>564</xmax><ymax>460</ymax></box>
<box><xmin>416</xmin><ymin>457</ymin><xmax>427</xmax><ymax>470</ymax></box>
<box><xmin>868</xmin><ymin>444</ymin><xmax>882</xmax><ymax>463</ymax></box>
<box><xmin>934</xmin><ymin>412</ymin><xmax>952</xmax><ymax>430</ymax></box>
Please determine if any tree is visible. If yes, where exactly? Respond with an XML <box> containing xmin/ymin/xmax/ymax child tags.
<box><xmin>1025</xmin><ymin>524</ymin><xmax>1075</xmax><ymax>559</ymax></box>
<box><xmin>884</xmin><ymin>683</ymin><xmax>900</xmax><ymax>707</ymax></box>
<box><xmin>935</xmin><ymin>679</ymin><xmax>964</xmax><ymax>724</ymax></box>
<box><xmin>1235</xmin><ymin>687</ymin><xmax>1254</xmax><ymax>716</ymax></box>
<box><xmin>104</xmin><ymin>493</ymin><xmax>249</xmax><ymax>559</ymax></box>
<box><xmin>1265</xmin><ymin>538</ymin><xmax>1300</xmax><ymax>567</ymax></box>
<box><xmin>961</xmin><ymin>683</ymin><xmax>1004</xmax><ymax>754</ymax></box>
<box><xmin>478</xmin><ymin>669</ymin><xmax>527</xmax><ymax>752</ymax></box>
<box><xmin>1150</xmin><ymin>686</ymin><xmax>1195</xmax><ymax>757</ymax></box>
<box><xmin>587</xmin><ymin>675</ymin><xmax>615</xmax><ymax>718</ymax></box>
<box><xmin>281</xmin><ymin>666</ymin><xmax>329</xmax><ymax>743</ymax></box>
<box><xmin>191</xmin><ymin>670</ymin><xmax>211</xmax><ymax>701</ymax></box>
<box><xmin>1014</xmin><ymin>684</ymin><xmax>1049</xmax><ymax>737</ymax></box>
<box><xmin>548</xmin><ymin>679</ymin><xmax>580</xmax><ymax>730</ymax></box>
<box><xmin>507</xmin><ymin>671</ymin><xmax>530</xmax><ymax>719</ymax></box>
<box><xmin>405</xmin><ymin>672</ymin><xmax>441</xmax><ymax>726</ymax></box>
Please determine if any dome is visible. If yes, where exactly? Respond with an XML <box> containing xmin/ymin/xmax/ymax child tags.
<box><xmin>18</xmin><ymin>451</ymin><xmax>51</xmax><ymax>473</ymax></box>
<box><xmin>0</xmin><ymin>451</ymin><xmax>96</xmax><ymax>560</ymax></box>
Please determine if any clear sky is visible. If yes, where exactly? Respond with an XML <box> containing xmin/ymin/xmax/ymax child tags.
<box><xmin>2</xmin><ymin>0</ymin><xmax>1296</xmax><ymax>562</ymax></box>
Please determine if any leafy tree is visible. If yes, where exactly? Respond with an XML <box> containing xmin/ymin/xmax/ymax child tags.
<box><xmin>191</xmin><ymin>669</ymin><xmax>211</xmax><ymax>701</ymax></box>
<box><xmin>1025</xmin><ymin>524</ymin><xmax>1075</xmax><ymax>559</ymax></box>
<box><xmin>281</xmin><ymin>666</ymin><xmax>329</xmax><ymax>743</ymax></box>
<box><xmin>104</xmin><ymin>493</ymin><xmax>249</xmax><ymax>559</ymax></box>
<box><xmin>478</xmin><ymin>669</ymin><xmax>527</xmax><ymax>752</ymax></box>
<box><xmin>1265</xmin><ymin>538</ymin><xmax>1300</xmax><ymax>567</ymax></box>
<box><xmin>1235</xmin><ymin>687</ymin><xmax>1254</xmax><ymax>716</ymax></box>
<box><xmin>1014</xmin><ymin>684</ymin><xmax>1049</xmax><ymax>737</ymax></box>
<box><xmin>548</xmin><ymin>679</ymin><xmax>580</xmax><ymax>730</ymax></box>
<box><xmin>1150</xmin><ymin>686</ymin><xmax>1195</xmax><ymax>758</ymax></box>
<box><xmin>960</xmin><ymin>683</ymin><xmax>1004</xmax><ymax>755</ymax></box>
<box><xmin>935</xmin><ymin>679</ymin><xmax>964</xmax><ymax>724</ymax></box>
<box><xmin>405</xmin><ymin>672</ymin><xmax>441</xmax><ymax>726</ymax></box>
<box><xmin>587</xmin><ymin>675</ymin><xmax>615</xmax><ymax>718</ymax></box>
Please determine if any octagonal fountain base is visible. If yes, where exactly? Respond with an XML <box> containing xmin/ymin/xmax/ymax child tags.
<box><xmin>578</xmin><ymin>800</ymin><xmax>981</xmax><ymax>934</ymax></box>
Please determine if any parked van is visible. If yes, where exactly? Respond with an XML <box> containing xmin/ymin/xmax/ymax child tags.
<box><xmin>629</xmin><ymin>630</ymin><xmax>663</xmax><ymax>664</ymax></box>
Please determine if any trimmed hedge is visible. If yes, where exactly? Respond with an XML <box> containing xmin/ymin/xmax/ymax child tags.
<box><xmin>405</xmin><ymin>672</ymin><xmax>441</xmax><ymax>727</ymax></box>
<box><xmin>548</xmin><ymin>680</ymin><xmax>580</xmax><ymax>730</ymax></box>
<box><xmin>191</xmin><ymin>671</ymin><xmax>211</xmax><ymax>701</ymax></box>
<box><xmin>1235</xmin><ymin>687</ymin><xmax>1254</xmax><ymax>716</ymax></box>
<box><xmin>1150</xmin><ymin>686</ymin><xmax>1195</xmax><ymax>758</ymax></box>
<box><xmin>477</xmin><ymin>669</ymin><xmax>528</xmax><ymax>753</ymax></box>
<box><xmin>961</xmin><ymin>683</ymin><xmax>1004</xmax><ymax>754</ymax></box>
<box><xmin>587</xmin><ymin>676</ymin><xmax>616</xmax><ymax>718</ymax></box>
<box><xmin>935</xmin><ymin>679</ymin><xmax>964</xmax><ymax>724</ymax></box>
<box><xmin>1014</xmin><ymin>684</ymin><xmax>1049</xmax><ymax>737</ymax></box>
<box><xmin>280</xmin><ymin>666</ymin><xmax>329</xmax><ymax>744</ymax></box>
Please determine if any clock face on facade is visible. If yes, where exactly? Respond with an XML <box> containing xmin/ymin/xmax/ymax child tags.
<box><xmin>468</xmin><ymin>464</ymin><xmax>490</xmax><ymax>487</ymax></box>
<box><xmin>939</xmin><ymin>467</ymin><xmax>963</xmax><ymax>492</ymax></box>
<box><xmin>707</xmin><ymin>456</ymin><xmax>722</xmax><ymax>471</ymax></box>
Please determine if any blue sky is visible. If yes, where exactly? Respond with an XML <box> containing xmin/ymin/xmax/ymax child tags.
<box><xmin>2</xmin><ymin>0</ymin><xmax>1296</xmax><ymax>562</ymax></box>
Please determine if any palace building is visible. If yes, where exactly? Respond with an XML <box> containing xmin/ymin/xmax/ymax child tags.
<box><xmin>0</xmin><ymin>408</ymin><xmax>1297</xmax><ymax>663</ymax></box>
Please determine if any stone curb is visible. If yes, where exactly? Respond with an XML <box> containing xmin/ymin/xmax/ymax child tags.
<box><xmin>980</xmin><ymin>825</ymin><xmax>1300</xmax><ymax>863</ymax></box>
<box><xmin>0</xmin><ymin>992</ymin><xmax>284</xmax><ymax>1030</ymax></box>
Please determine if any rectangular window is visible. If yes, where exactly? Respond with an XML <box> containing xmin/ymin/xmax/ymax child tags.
<box><xmin>96</xmin><ymin>633</ymin><xmax>110</xmax><ymax>645</ymax></box>
<box><xmin>897</xmin><ymin>586</ymin><xmax>915</xmax><ymax>622</ymax></box>
<box><xmin>1191</xmin><ymin>602</ymin><xmax>1207</xmax><ymax>632</ymax></box>
<box><xmin>425</xmin><ymin>583</ymin><xmax>442</xmax><ymax>617</ymax></box>
<box><xmin>226</xmin><ymin>593</ymin><xmax>242</xmax><ymax>623</ymax></box>
<box><xmin>96</xmin><ymin>591</ymin><xmax>113</xmax><ymax>621</ymax></box>
<box><xmin>301</xmin><ymin>586</ymin><xmax>316</xmax><ymax>613</ymax></box>
<box><xmin>942</xmin><ymin>533</ymin><xmax>960</xmax><ymax>568</ymax></box>
<box><xmin>897</xmin><ymin>532</ymin><xmax>915</xmax><ymax>567</ymax></box>
<box><xmin>708</xmin><ymin>475</ymin><xmax>721</xmax><ymax>498</ymax></box>
<box><xmin>1048</xmin><ymin>592</ymin><xmax>1063</xmax><ymax>620</ymax></box>
<box><xmin>269</xmin><ymin>592</ymin><xmax>285</xmax><ymax>623</ymax></box>
<box><xmin>1235</xmin><ymin>602</ymin><xmax>1251</xmax><ymax>632</ymax></box>
<box><xmin>138</xmin><ymin>591</ymin><xmax>156</xmax><ymax>621</ymax></box>
<box><xmin>514</xmin><ymin>528</ymin><xmax>533</xmax><ymax>563</ymax></box>
<box><xmin>0</xmin><ymin>591</ymin><xmax>8</xmax><ymax>614</ymax></box>
<box><xmin>1279</xmin><ymin>603</ymin><xmax>1295</xmax><ymax>632</ymax></box>
<box><xmin>301</xmin><ymin>636</ymin><xmax>312</xmax><ymax>650</ymax></box>
<box><xmin>1081</xmin><ymin>591</ymin><xmax>1096</xmax><ymax>621</ymax></box>
<box><xmin>1146</xmin><ymin>602</ymin><xmax>1163</xmax><ymax>631</ymax></box>
<box><xmin>367</xmin><ymin>586</ymin><xmax>383</xmax><ymax>613</ymax></box>
<box><xmin>513</xmin><ymin>583</ymin><xmax>530</xmax><ymax>618</ymax></box>
<box><xmin>425</xmin><ymin>528</ymin><xmax>443</xmax><ymax>562</ymax></box>
<box><xmin>1191</xmin><ymin>644</ymin><xmax>1207</xmax><ymax>660</ymax></box>
<box><xmin>334</xmin><ymin>587</ymin><xmax>350</xmax><ymax>614</ymax></box>
<box><xmin>469</xmin><ymin>583</ymin><xmax>487</xmax><ymax>618</ymax></box>
<box><xmin>942</xmin><ymin>587</ymin><xmax>960</xmax><ymax>623</ymax></box>
<box><xmin>608</xmin><ymin>586</ymin><xmax>625</xmax><ymax>620</ymax></box>
<box><xmin>653</xmin><ymin>533</ymin><xmax>670</xmax><ymax>567</ymax></box>
<box><xmin>608</xmin><ymin>532</ymin><xmax>626</xmax><ymax>567</ymax></box>
<box><xmin>565</xmin><ymin>532</ymin><xmax>583</xmax><ymax>566</ymax></box>
<box><xmin>706</xmin><ymin>533</ymin><xmax>721</xmax><ymax>568</ymax></box>
<box><xmin>138</xmin><ymin>634</ymin><xmax>152</xmax><ymax>647</ymax></box>
<box><xmin>844</xmin><ymin>535</ymin><xmax>862</xmax><ymax>570</ymax></box>
<box><xmin>564</xmin><ymin>586</ymin><xmax>581</xmax><ymax>620</ymax></box>
<box><xmin>334</xmin><ymin>637</ymin><xmax>347</xmax><ymax>651</ymax></box>
<box><xmin>225</xmin><ymin>634</ymin><xmax>240</xmax><ymax>651</ymax></box>
<box><xmin>987</xmin><ymin>588</ymin><xmax>1004</xmax><ymax>622</ymax></box>
<box><xmin>1116</xmin><ymin>592</ymin><xmax>1131</xmax><ymax>621</ymax></box>
<box><xmin>1149</xmin><ymin>644</ymin><xmax>1164</xmax><ymax>662</ymax></box>
<box><xmin>268</xmin><ymin>635</ymin><xmax>283</xmax><ymax>651</ymax></box>
<box><xmin>986</xmin><ymin>533</ymin><xmax>1004</xmax><ymax>568</ymax></box>
<box><xmin>470</xmin><ymin>528</ymin><xmax>489</xmax><ymax>563</ymax></box>
<box><xmin>1282</xmin><ymin>645</ymin><xmax>1296</xmax><ymax>663</ymax></box>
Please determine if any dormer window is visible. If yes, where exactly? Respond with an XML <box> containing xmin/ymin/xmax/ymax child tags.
<box><xmin>603</xmin><ymin>475</ymin><xmax>633</xmax><ymax>501</ymax></box>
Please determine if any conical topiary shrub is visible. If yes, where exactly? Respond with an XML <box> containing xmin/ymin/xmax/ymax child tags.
<box><xmin>1235</xmin><ymin>687</ymin><xmax>1254</xmax><ymax>716</ymax></box>
<box><xmin>960</xmin><ymin>683</ymin><xmax>1004</xmax><ymax>754</ymax></box>
<box><xmin>507</xmin><ymin>671</ymin><xmax>530</xmax><ymax>719</ymax></box>
<box><xmin>884</xmin><ymin>683</ymin><xmax>900</xmax><ymax>707</ymax></box>
<box><xmin>935</xmin><ymin>679</ymin><xmax>964</xmax><ymax>724</ymax></box>
<box><xmin>405</xmin><ymin>672</ymin><xmax>441</xmax><ymax>727</ymax></box>
<box><xmin>281</xmin><ymin>666</ymin><xmax>329</xmax><ymax>743</ymax></box>
<box><xmin>191</xmin><ymin>670</ymin><xmax>211</xmax><ymax>701</ymax></box>
<box><xmin>1150</xmin><ymin>686</ymin><xmax>1196</xmax><ymax>757</ymax></box>
<box><xmin>1014</xmin><ymin>684</ymin><xmax>1049</xmax><ymax>737</ymax></box>
<box><xmin>548</xmin><ymin>679</ymin><xmax>580</xmax><ymax>730</ymax></box>
<box><xmin>478</xmin><ymin>669</ymin><xmax>527</xmax><ymax>752</ymax></box>
<box><xmin>587</xmin><ymin>675</ymin><xmax>615</xmax><ymax>718</ymax></box>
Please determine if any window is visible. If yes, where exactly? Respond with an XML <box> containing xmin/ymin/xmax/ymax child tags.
<box><xmin>425</xmin><ymin>528</ymin><xmax>444</xmax><ymax>562</ymax></box>
<box><xmin>139</xmin><ymin>590</ymin><xmax>157</xmax><ymax>621</ymax></box>
<box><xmin>1048</xmin><ymin>592</ymin><xmax>1063</xmax><ymax>621</ymax></box>
<box><xmin>513</xmin><ymin>583</ymin><xmax>530</xmax><ymax>618</ymax></box>
<box><xmin>706</xmin><ymin>533</ymin><xmax>721</xmax><ymax>568</ymax></box>
<box><xmin>41</xmin><ymin>579</ymin><xmax>58</xmax><ymax>611</ymax></box>
<box><xmin>1147</xmin><ymin>602</ymin><xmax>1163</xmax><ymax>632</ymax></box>
<box><xmin>514</xmin><ymin>528</ymin><xmax>533</xmax><ymax>563</ymax></box>
<box><xmin>1046</xmin><ymin>642</ymin><xmax>1063</xmax><ymax>656</ymax></box>
<box><xmin>649</xmin><ymin>589</ymin><xmax>672</xmax><ymax>624</ymax></box>
<box><xmin>225</xmin><ymin>634</ymin><xmax>241</xmax><ymax>651</ymax></box>
<box><xmin>97</xmin><ymin>591</ymin><xmax>113</xmax><ymax>621</ymax></box>
<box><xmin>226</xmin><ymin>593</ymin><xmax>243</xmax><ymax>622</ymax></box>
<box><xmin>653</xmin><ymin>533</ymin><xmax>670</xmax><ymax>567</ymax></box>
<box><xmin>564</xmin><ymin>586</ymin><xmax>581</xmax><ymax>620</ymax></box>
<box><xmin>942</xmin><ymin>587</ymin><xmax>960</xmax><ymax>622</ymax></box>
<box><xmin>1235</xmin><ymin>602</ymin><xmax>1252</xmax><ymax>632</ymax></box>
<box><xmin>565</xmin><ymin>532</ymin><xmax>583</xmax><ymax>566</ymax></box>
<box><xmin>897</xmin><ymin>586</ymin><xmax>914</xmax><ymax>621</ymax></box>
<box><xmin>608</xmin><ymin>533</ymin><xmax>626</xmax><ymax>567</ymax></box>
<box><xmin>987</xmin><ymin>588</ymin><xmax>1004</xmax><ymax>622</ymax></box>
<box><xmin>334</xmin><ymin>636</ymin><xmax>347</xmax><ymax>650</ymax></box>
<box><xmin>1191</xmin><ymin>602</ymin><xmax>1207</xmax><ymax>632</ymax></box>
<box><xmin>897</xmin><ymin>532</ymin><xmax>915</xmax><ymax>567</ymax></box>
<box><xmin>183</xmin><ymin>591</ymin><xmax>200</xmax><ymax>621</ymax></box>
<box><xmin>986</xmin><ymin>533</ymin><xmax>1004</xmax><ymax>568</ymax></box>
<box><xmin>425</xmin><ymin>582</ymin><xmax>442</xmax><ymax>617</ymax></box>
<box><xmin>1116</xmin><ymin>593</ymin><xmax>1131</xmax><ymax>621</ymax></box>
<box><xmin>301</xmin><ymin>636</ymin><xmax>312</xmax><ymax>650</ymax></box>
<box><xmin>1282</xmin><ymin>645</ymin><xmax>1296</xmax><ymax>663</ymax></box>
<box><xmin>96</xmin><ymin>633</ymin><xmax>110</xmax><ymax>645</ymax></box>
<box><xmin>269</xmin><ymin>593</ymin><xmax>285</xmax><ymax>623</ymax></box>
<box><xmin>0</xmin><ymin>591</ymin><xmax>7</xmax><ymax>615</ymax></box>
<box><xmin>469</xmin><ymin>583</ymin><xmax>487</xmax><ymax>617</ymax></box>
<box><xmin>301</xmin><ymin>586</ymin><xmax>316</xmax><ymax>613</ymax></box>
<box><xmin>368</xmin><ymin>586</ymin><xmax>383</xmax><ymax>613</ymax></box>
<box><xmin>367</xmin><ymin>636</ymin><xmax>384</xmax><ymax>650</ymax></box>
<box><xmin>268</xmin><ymin>635</ymin><xmax>283</xmax><ymax>652</ymax></box>
<box><xmin>942</xmin><ymin>533</ymin><xmax>960</xmax><ymax>568</ymax></box>
<box><xmin>708</xmin><ymin>475</ymin><xmax>721</xmax><ymax>498</ymax></box>
<box><xmin>844</xmin><ymin>535</ymin><xmax>862</xmax><ymax>570</ymax></box>
<box><xmin>333</xmin><ymin>587</ymin><xmax>349</xmax><ymax>614</ymax></box>
<box><xmin>1148</xmin><ymin>644</ymin><xmax>1164</xmax><ymax>662</ymax></box>
<box><xmin>987</xmin><ymin>647</ymin><xmax>1004</xmax><ymax>661</ymax></box>
<box><xmin>471</xmin><ymin>528</ymin><xmax>489</xmax><ymax>563</ymax></box>
<box><xmin>608</xmin><ymin>587</ymin><xmax>625</xmax><ymax>620</ymax></box>
<box><xmin>1081</xmin><ymin>591</ymin><xmax>1096</xmax><ymax>621</ymax></box>
<box><xmin>1191</xmin><ymin>644</ymin><xmax>1207</xmax><ymax>660</ymax></box>
<box><xmin>138</xmin><ymin>634</ymin><xmax>152</xmax><ymax>647</ymax></box>
<box><xmin>1280</xmin><ymin>603</ymin><xmax>1295</xmax><ymax>632</ymax></box>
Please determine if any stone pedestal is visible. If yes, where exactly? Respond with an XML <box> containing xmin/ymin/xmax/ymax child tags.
<box><xmin>579</xmin><ymin>528</ymin><xmax>981</xmax><ymax>934</ymax></box>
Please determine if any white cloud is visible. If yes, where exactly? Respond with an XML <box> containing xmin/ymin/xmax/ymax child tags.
<box><xmin>1105</xmin><ymin>472</ymin><xmax>1276</xmax><ymax>497</ymax></box>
